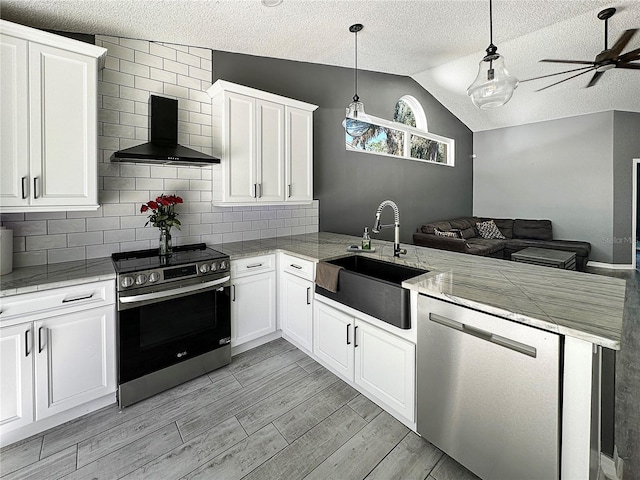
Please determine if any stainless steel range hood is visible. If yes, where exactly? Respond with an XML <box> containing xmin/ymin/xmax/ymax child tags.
<box><xmin>111</xmin><ymin>95</ymin><xmax>219</xmax><ymax>167</ymax></box>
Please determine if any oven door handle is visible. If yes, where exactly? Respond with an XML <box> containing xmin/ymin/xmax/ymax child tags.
<box><xmin>119</xmin><ymin>276</ymin><xmax>230</xmax><ymax>305</ymax></box>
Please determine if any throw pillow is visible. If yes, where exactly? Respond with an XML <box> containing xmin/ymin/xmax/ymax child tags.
<box><xmin>434</xmin><ymin>228</ymin><xmax>461</xmax><ymax>239</ymax></box>
<box><xmin>476</xmin><ymin>220</ymin><xmax>506</xmax><ymax>239</ymax></box>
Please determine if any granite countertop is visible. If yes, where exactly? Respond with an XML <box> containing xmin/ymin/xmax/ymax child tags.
<box><xmin>213</xmin><ymin>232</ymin><xmax>626</xmax><ymax>350</ymax></box>
<box><xmin>0</xmin><ymin>232</ymin><xmax>626</xmax><ymax>349</ymax></box>
<box><xmin>0</xmin><ymin>258</ymin><xmax>116</xmax><ymax>297</ymax></box>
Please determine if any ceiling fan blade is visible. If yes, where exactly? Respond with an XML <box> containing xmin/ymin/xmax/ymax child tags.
<box><xmin>618</xmin><ymin>47</ymin><xmax>640</xmax><ymax>63</ymax></box>
<box><xmin>535</xmin><ymin>67</ymin><xmax>596</xmax><ymax>92</ymax></box>
<box><xmin>616</xmin><ymin>63</ymin><xmax>640</xmax><ymax>70</ymax></box>
<box><xmin>520</xmin><ymin>66</ymin><xmax>595</xmax><ymax>83</ymax></box>
<box><xmin>586</xmin><ymin>71</ymin><xmax>605</xmax><ymax>87</ymax></box>
<box><xmin>540</xmin><ymin>59</ymin><xmax>595</xmax><ymax>65</ymax></box>
<box><xmin>606</xmin><ymin>29</ymin><xmax>639</xmax><ymax>59</ymax></box>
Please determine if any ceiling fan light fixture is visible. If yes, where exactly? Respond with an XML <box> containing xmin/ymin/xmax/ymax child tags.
<box><xmin>467</xmin><ymin>0</ymin><xmax>518</xmax><ymax>108</ymax></box>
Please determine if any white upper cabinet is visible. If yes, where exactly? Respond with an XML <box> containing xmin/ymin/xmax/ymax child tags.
<box><xmin>0</xmin><ymin>20</ymin><xmax>106</xmax><ymax>213</ymax></box>
<box><xmin>208</xmin><ymin>80</ymin><xmax>318</xmax><ymax>205</ymax></box>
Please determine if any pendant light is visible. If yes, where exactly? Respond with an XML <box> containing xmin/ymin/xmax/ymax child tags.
<box><xmin>467</xmin><ymin>0</ymin><xmax>518</xmax><ymax>109</ymax></box>
<box><xmin>343</xmin><ymin>23</ymin><xmax>371</xmax><ymax>137</ymax></box>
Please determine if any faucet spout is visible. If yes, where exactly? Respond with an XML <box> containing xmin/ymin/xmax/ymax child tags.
<box><xmin>371</xmin><ymin>200</ymin><xmax>406</xmax><ymax>257</ymax></box>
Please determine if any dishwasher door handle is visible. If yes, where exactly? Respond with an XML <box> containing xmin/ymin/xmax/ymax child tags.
<box><xmin>429</xmin><ymin>313</ymin><xmax>536</xmax><ymax>358</ymax></box>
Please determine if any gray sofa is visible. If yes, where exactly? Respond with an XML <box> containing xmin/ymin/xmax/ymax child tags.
<box><xmin>412</xmin><ymin>216</ymin><xmax>591</xmax><ymax>271</ymax></box>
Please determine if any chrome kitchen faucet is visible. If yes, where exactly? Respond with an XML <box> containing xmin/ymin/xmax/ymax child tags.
<box><xmin>372</xmin><ymin>200</ymin><xmax>407</xmax><ymax>257</ymax></box>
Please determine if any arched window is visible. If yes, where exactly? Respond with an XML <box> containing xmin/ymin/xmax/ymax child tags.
<box><xmin>393</xmin><ymin>96</ymin><xmax>427</xmax><ymax>131</ymax></box>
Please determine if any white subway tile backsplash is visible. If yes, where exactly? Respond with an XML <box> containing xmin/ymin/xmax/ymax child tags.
<box><xmin>102</xmin><ymin>41</ymin><xmax>134</xmax><ymax>61</ymax></box>
<box><xmin>164</xmin><ymin>58</ymin><xmax>189</xmax><ymax>75</ymax></box>
<box><xmin>150</xmin><ymin>42</ymin><xmax>176</xmax><ymax>61</ymax></box>
<box><xmin>177</xmin><ymin>50</ymin><xmax>200</xmax><ymax>67</ymax></box>
<box><xmin>48</xmin><ymin>219</ymin><xmax>86</xmax><ymax>234</ymax></box>
<box><xmin>119</xmin><ymin>37</ymin><xmax>149</xmax><ymax>53</ymax></box>
<box><xmin>119</xmin><ymin>59</ymin><xmax>151</xmax><ymax>78</ymax></box>
<box><xmin>87</xmin><ymin>217</ymin><xmax>120</xmax><ymax>232</ymax></box>
<box><xmin>134</xmin><ymin>50</ymin><xmax>163</xmax><ymax>69</ymax></box>
<box><xmin>5</xmin><ymin>36</ymin><xmax>317</xmax><ymax>267</ymax></box>
<box><xmin>68</xmin><ymin>231</ymin><xmax>104</xmax><ymax>247</ymax></box>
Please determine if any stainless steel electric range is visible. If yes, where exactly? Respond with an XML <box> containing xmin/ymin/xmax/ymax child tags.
<box><xmin>112</xmin><ymin>243</ymin><xmax>231</xmax><ymax>407</ymax></box>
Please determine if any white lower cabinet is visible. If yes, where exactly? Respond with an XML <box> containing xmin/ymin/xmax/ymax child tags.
<box><xmin>0</xmin><ymin>323</ymin><xmax>34</xmax><ymax>432</ymax></box>
<box><xmin>230</xmin><ymin>255</ymin><xmax>277</xmax><ymax>347</ymax></box>
<box><xmin>313</xmin><ymin>299</ymin><xmax>415</xmax><ymax>423</ymax></box>
<box><xmin>0</xmin><ymin>280</ymin><xmax>116</xmax><ymax>445</ymax></box>
<box><xmin>34</xmin><ymin>306</ymin><xmax>115</xmax><ymax>420</ymax></box>
<box><xmin>279</xmin><ymin>253</ymin><xmax>315</xmax><ymax>353</ymax></box>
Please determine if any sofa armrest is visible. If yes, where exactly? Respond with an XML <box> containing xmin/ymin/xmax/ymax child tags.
<box><xmin>413</xmin><ymin>232</ymin><xmax>468</xmax><ymax>253</ymax></box>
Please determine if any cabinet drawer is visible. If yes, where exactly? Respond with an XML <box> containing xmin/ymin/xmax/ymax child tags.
<box><xmin>231</xmin><ymin>254</ymin><xmax>276</xmax><ymax>278</ymax></box>
<box><xmin>0</xmin><ymin>280</ymin><xmax>115</xmax><ymax>325</ymax></box>
<box><xmin>281</xmin><ymin>253</ymin><xmax>315</xmax><ymax>281</ymax></box>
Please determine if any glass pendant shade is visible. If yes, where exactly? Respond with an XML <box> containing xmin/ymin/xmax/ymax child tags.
<box><xmin>467</xmin><ymin>53</ymin><xmax>518</xmax><ymax>109</ymax></box>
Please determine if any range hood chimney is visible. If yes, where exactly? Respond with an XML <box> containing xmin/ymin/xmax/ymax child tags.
<box><xmin>111</xmin><ymin>95</ymin><xmax>219</xmax><ymax>167</ymax></box>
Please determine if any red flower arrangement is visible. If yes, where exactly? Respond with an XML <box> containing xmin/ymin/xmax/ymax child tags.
<box><xmin>141</xmin><ymin>194</ymin><xmax>183</xmax><ymax>230</ymax></box>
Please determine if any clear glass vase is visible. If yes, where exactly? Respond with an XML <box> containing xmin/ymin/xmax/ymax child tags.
<box><xmin>158</xmin><ymin>227</ymin><xmax>172</xmax><ymax>256</ymax></box>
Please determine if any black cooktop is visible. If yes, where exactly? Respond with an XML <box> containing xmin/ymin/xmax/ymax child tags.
<box><xmin>111</xmin><ymin>243</ymin><xmax>228</xmax><ymax>274</ymax></box>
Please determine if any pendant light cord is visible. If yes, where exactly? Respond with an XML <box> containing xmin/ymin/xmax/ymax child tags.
<box><xmin>353</xmin><ymin>29</ymin><xmax>359</xmax><ymax>102</ymax></box>
<box><xmin>489</xmin><ymin>0</ymin><xmax>493</xmax><ymax>46</ymax></box>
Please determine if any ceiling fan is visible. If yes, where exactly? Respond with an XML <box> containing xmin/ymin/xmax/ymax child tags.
<box><xmin>522</xmin><ymin>7</ymin><xmax>639</xmax><ymax>91</ymax></box>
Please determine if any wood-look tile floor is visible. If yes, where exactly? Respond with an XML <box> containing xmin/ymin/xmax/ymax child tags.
<box><xmin>0</xmin><ymin>338</ymin><xmax>479</xmax><ymax>480</ymax></box>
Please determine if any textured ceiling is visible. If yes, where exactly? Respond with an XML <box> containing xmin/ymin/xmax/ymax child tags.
<box><xmin>2</xmin><ymin>0</ymin><xmax>639</xmax><ymax>131</ymax></box>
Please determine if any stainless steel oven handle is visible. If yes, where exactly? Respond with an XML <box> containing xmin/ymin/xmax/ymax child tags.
<box><xmin>119</xmin><ymin>276</ymin><xmax>230</xmax><ymax>305</ymax></box>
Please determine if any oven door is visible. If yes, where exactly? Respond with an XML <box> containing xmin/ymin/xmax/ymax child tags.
<box><xmin>117</xmin><ymin>277</ymin><xmax>231</xmax><ymax>384</ymax></box>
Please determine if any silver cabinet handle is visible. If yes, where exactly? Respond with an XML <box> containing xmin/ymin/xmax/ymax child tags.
<box><xmin>232</xmin><ymin>284</ymin><xmax>236</xmax><ymax>302</ymax></box>
<box><xmin>253</xmin><ymin>183</ymin><xmax>257</xmax><ymax>198</ymax></box>
<box><xmin>21</xmin><ymin>176</ymin><xmax>28</xmax><ymax>199</ymax></box>
<box><xmin>354</xmin><ymin>326</ymin><xmax>358</xmax><ymax>348</ymax></box>
<box><xmin>428</xmin><ymin>313</ymin><xmax>537</xmax><ymax>357</ymax></box>
<box><xmin>258</xmin><ymin>183</ymin><xmax>263</xmax><ymax>198</ymax></box>
<box><xmin>62</xmin><ymin>293</ymin><xmax>94</xmax><ymax>303</ymax></box>
<box><xmin>346</xmin><ymin>323</ymin><xmax>351</xmax><ymax>345</ymax></box>
<box><xmin>246</xmin><ymin>263</ymin><xmax>263</xmax><ymax>269</ymax></box>
<box><xmin>33</xmin><ymin>177</ymin><xmax>39</xmax><ymax>199</ymax></box>
<box><xmin>288</xmin><ymin>184</ymin><xmax>292</xmax><ymax>198</ymax></box>
<box><xmin>290</xmin><ymin>264</ymin><xmax>302</xmax><ymax>269</ymax></box>
<box><xmin>306</xmin><ymin>286</ymin><xmax>311</xmax><ymax>305</ymax></box>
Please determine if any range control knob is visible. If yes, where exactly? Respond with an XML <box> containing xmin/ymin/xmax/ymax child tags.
<box><xmin>121</xmin><ymin>276</ymin><xmax>135</xmax><ymax>289</ymax></box>
<box><xmin>135</xmin><ymin>274</ymin><xmax>147</xmax><ymax>286</ymax></box>
<box><xmin>210</xmin><ymin>262</ymin><xmax>218</xmax><ymax>272</ymax></box>
<box><xmin>220</xmin><ymin>260</ymin><xmax>227</xmax><ymax>271</ymax></box>
<box><xmin>148</xmin><ymin>272</ymin><xmax>161</xmax><ymax>283</ymax></box>
<box><xmin>199</xmin><ymin>263</ymin><xmax>210</xmax><ymax>273</ymax></box>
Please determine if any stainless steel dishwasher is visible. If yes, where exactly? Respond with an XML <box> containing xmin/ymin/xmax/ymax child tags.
<box><xmin>417</xmin><ymin>294</ymin><xmax>560</xmax><ymax>480</ymax></box>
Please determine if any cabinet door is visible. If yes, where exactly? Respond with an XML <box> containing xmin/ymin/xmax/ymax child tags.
<box><xmin>224</xmin><ymin>92</ymin><xmax>257</xmax><ymax>203</ymax></box>
<box><xmin>354</xmin><ymin>320</ymin><xmax>415</xmax><ymax>421</ymax></box>
<box><xmin>256</xmin><ymin>100</ymin><xmax>285</xmax><ymax>202</ymax></box>
<box><xmin>231</xmin><ymin>271</ymin><xmax>276</xmax><ymax>346</ymax></box>
<box><xmin>34</xmin><ymin>305</ymin><xmax>116</xmax><ymax>420</ymax></box>
<box><xmin>0</xmin><ymin>34</ymin><xmax>29</xmax><ymax>208</ymax></box>
<box><xmin>0</xmin><ymin>323</ymin><xmax>34</xmax><ymax>433</ymax></box>
<box><xmin>281</xmin><ymin>272</ymin><xmax>313</xmax><ymax>352</ymax></box>
<box><xmin>28</xmin><ymin>42</ymin><xmax>98</xmax><ymax>208</ymax></box>
<box><xmin>285</xmin><ymin>107</ymin><xmax>313</xmax><ymax>203</ymax></box>
<box><xmin>313</xmin><ymin>301</ymin><xmax>354</xmax><ymax>382</ymax></box>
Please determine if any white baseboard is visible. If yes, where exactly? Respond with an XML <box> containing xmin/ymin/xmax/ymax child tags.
<box><xmin>587</xmin><ymin>261</ymin><xmax>634</xmax><ymax>270</ymax></box>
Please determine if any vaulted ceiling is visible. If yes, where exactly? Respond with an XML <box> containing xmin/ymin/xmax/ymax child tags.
<box><xmin>2</xmin><ymin>0</ymin><xmax>639</xmax><ymax>132</ymax></box>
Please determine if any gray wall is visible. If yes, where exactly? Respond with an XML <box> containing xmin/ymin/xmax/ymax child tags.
<box><xmin>473</xmin><ymin>112</ymin><xmax>616</xmax><ymax>264</ymax></box>
<box><xmin>613</xmin><ymin>111</ymin><xmax>640</xmax><ymax>263</ymax></box>
<box><xmin>212</xmin><ymin>51</ymin><xmax>473</xmax><ymax>244</ymax></box>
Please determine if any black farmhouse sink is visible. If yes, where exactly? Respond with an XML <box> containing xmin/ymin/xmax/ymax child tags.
<box><xmin>315</xmin><ymin>256</ymin><xmax>428</xmax><ymax>329</ymax></box>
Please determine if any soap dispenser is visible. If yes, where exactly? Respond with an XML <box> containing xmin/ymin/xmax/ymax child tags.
<box><xmin>362</xmin><ymin>227</ymin><xmax>371</xmax><ymax>250</ymax></box>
